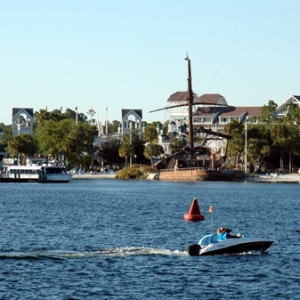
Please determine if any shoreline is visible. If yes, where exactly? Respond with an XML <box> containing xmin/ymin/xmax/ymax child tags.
<box><xmin>71</xmin><ymin>172</ymin><xmax>300</xmax><ymax>183</ymax></box>
<box><xmin>72</xmin><ymin>173</ymin><xmax>116</xmax><ymax>179</ymax></box>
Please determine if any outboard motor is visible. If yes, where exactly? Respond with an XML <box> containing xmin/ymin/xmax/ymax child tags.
<box><xmin>188</xmin><ymin>244</ymin><xmax>201</xmax><ymax>256</ymax></box>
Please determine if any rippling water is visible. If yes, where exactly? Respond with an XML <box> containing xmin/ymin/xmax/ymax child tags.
<box><xmin>0</xmin><ymin>179</ymin><xmax>299</xmax><ymax>299</ymax></box>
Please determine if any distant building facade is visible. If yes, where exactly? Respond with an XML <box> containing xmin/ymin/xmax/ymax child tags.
<box><xmin>156</xmin><ymin>93</ymin><xmax>300</xmax><ymax>156</ymax></box>
<box><xmin>121</xmin><ymin>109</ymin><xmax>143</xmax><ymax>139</ymax></box>
<box><xmin>12</xmin><ymin>108</ymin><xmax>34</xmax><ymax>136</ymax></box>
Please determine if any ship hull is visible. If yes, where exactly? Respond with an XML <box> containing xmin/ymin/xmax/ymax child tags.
<box><xmin>159</xmin><ymin>168</ymin><xmax>245</xmax><ymax>181</ymax></box>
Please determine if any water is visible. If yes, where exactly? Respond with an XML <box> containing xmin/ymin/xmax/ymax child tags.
<box><xmin>0</xmin><ymin>179</ymin><xmax>299</xmax><ymax>299</ymax></box>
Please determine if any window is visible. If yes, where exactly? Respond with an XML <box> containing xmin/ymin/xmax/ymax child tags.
<box><xmin>202</xmin><ymin>117</ymin><xmax>212</xmax><ymax>124</ymax></box>
<box><xmin>229</xmin><ymin>117</ymin><xmax>238</xmax><ymax>122</ymax></box>
<box><xmin>220</xmin><ymin>117</ymin><xmax>227</xmax><ymax>124</ymax></box>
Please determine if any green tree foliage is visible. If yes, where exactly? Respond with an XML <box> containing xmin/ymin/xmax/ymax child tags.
<box><xmin>115</xmin><ymin>164</ymin><xmax>147</xmax><ymax>179</ymax></box>
<box><xmin>143</xmin><ymin>143</ymin><xmax>164</xmax><ymax>166</ymax></box>
<box><xmin>64</xmin><ymin>108</ymin><xmax>88</xmax><ymax>123</ymax></box>
<box><xmin>104</xmin><ymin>120</ymin><xmax>120</xmax><ymax>134</ymax></box>
<box><xmin>224</xmin><ymin>120</ymin><xmax>244</xmax><ymax>165</ymax></box>
<box><xmin>282</xmin><ymin>102</ymin><xmax>300</xmax><ymax>125</ymax></box>
<box><xmin>34</xmin><ymin>109</ymin><xmax>52</xmax><ymax>125</ymax></box>
<box><xmin>97</xmin><ymin>137</ymin><xmax>121</xmax><ymax>166</ymax></box>
<box><xmin>170</xmin><ymin>137</ymin><xmax>184</xmax><ymax>153</ymax></box>
<box><xmin>36</xmin><ymin>120</ymin><xmax>67</xmax><ymax>158</ymax></box>
<box><xmin>143</xmin><ymin>124</ymin><xmax>158</xmax><ymax>143</ymax></box>
<box><xmin>34</xmin><ymin>108</ymin><xmax>88</xmax><ymax>127</ymax></box>
<box><xmin>6</xmin><ymin>133</ymin><xmax>37</xmax><ymax>164</ymax></box>
<box><xmin>0</xmin><ymin>125</ymin><xmax>13</xmax><ymax>146</ymax></box>
<box><xmin>225</xmin><ymin>120</ymin><xmax>272</xmax><ymax>173</ymax></box>
<box><xmin>118</xmin><ymin>141</ymin><xmax>131</xmax><ymax>167</ymax></box>
<box><xmin>118</xmin><ymin>129</ymin><xmax>141</xmax><ymax>167</ymax></box>
<box><xmin>247</xmin><ymin>124</ymin><xmax>272</xmax><ymax>173</ymax></box>
<box><xmin>35</xmin><ymin>118</ymin><xmax>98</xmax><ymax>165</ymax></box>
<box><xmin>271</xmin><ymin>123</ymin><xmax>300</xmax><ymax>170</ymax></box>
<box><xmin>259</xmin><ymin>100</ymin><xmax>278</xmax><ymax>125</ymax></box>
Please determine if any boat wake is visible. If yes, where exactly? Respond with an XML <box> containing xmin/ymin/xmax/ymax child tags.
<box><xmin>0</xmin><ymin>247</ymin><xmax>188</xmax><ymax>260</ymax></box>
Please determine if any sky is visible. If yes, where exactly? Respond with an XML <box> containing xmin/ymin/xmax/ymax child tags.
<box><xmin>1</xmin><ymin>0</ymin><xmax>300</xmax><ymax>125</ymax></box>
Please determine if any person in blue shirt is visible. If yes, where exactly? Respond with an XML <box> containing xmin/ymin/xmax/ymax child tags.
<box><xmin>217</xmin><ymin>227</ymin><xmax>241</xmax><ymax>239</ymax></box>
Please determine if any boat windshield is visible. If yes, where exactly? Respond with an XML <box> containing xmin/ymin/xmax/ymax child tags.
<box><xmin>45</xmin><ymin>167</ymin><xmax>66</xmax><ymax>174</ymax></box>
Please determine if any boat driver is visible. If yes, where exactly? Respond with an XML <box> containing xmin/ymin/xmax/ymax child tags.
<box><xmin>217</xmin><ymin>227</ymin><xmax>241</xmax><ymax>239</ymax></box>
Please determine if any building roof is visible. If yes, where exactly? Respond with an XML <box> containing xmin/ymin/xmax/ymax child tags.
<box><xmin>12</xmin><ymin>108</ymin><xmax>34</xmax><ymax>118</ymax></box>
<box><xmin>121</xmin><ymin>109</ymin><xmax>142</xmax><ymax>119</ymax></box>
<box><xmin>276</xmin><ymin>95</ymin><xmax>300</xmax><ymax>114</ymax></box>
<box><xmin>292</xmin><ymin>95</ymin><xmax>300</xmax><ymax>101</ymax></box>
<box><xmin>168</xmin><ymin>92</ymin><xmax>228</xmax><ymax>106</ymax></box>
<box><xmin>195</xmin><ymin>106</ymin><xmax>262</xmax><ymax>118</ymax></box>
<box><xmin>197</xmin><ymin>94</ymin><xmax>228</xmax><ymax>105</ymax></box>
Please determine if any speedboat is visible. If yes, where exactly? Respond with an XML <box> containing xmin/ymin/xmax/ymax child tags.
<box><xmin>188</xmin><ymin>234</ymin><xmax>273</xmax><ymax>256</ymax></box>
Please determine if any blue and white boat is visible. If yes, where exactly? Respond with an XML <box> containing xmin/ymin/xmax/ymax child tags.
<box><xmin>188</xmin><ymin>233</ymin><xmax>273</xmax><ymax>256</ymax></box>
<box><xmin>38</xmin><ymin>165</ymin><xmax>72</xmax><ymax>183</ymax></box>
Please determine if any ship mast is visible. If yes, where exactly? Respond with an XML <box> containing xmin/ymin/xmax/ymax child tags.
<box><xmin>185</xmin><ymin>55</ymin><xmax>194</xmax><ymax>158</ymax></box>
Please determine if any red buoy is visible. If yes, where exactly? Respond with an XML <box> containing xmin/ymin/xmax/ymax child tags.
<box><xmin>184</xmin><ymin>198</ymin><xmax>205</xmax><ymax>221</ymax></box>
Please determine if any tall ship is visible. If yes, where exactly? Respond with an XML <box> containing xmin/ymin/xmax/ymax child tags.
<box><xmin>150</xmin><ymin>56</ymin><xmax>245</xmax><ymax>181</ymax></box>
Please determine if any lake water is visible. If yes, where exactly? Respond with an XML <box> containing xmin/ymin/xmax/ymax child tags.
<box><xmin>0</xmin><ymin>179</ymin><xmax>299</xmax><ymax>299</ymax></box>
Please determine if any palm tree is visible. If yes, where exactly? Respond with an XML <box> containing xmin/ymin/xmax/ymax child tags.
<box><xmin>119</xmin><ymin>142</ymin><xmax>131</xmax><ymax>167</ymax></box>
<box><xmin>144</xmin><ymin>143</ymin><xmax>164</xmax><ymax>166</ymax></box>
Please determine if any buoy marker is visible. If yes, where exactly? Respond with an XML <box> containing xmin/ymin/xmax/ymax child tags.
<box><xmin>184</xmin><ymin>197</ymin><xmax>205</xmax><ymax>221</ymax></box>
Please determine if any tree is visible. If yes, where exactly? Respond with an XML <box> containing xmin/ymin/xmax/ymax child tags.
<box><xmin>6</xmin><ymin>134</ymin><xmax>37</xmax><ymax>164</ymax></box>
<box><xmin>104</xmin><ymin>120</ymin><xmax>120</xmax><ymax>134</ymax></box>
<box><xmin>0</xmin><ymin>125</ymin><xmax>13</xmax><ymax>146</ymax></box>
<box><xmin>247</xmin><ymin>124</ymin><xmax>271</xmax><ymax>173</ymax></box>
<box><xmin>118</xmin><ymin>141</ymin><xmax>131</xmax><ymax>167</ymax></box>
<box><xmin>34</xmin><ymin>108</ymin><xmax>67</xmax><ymax>124</ymax></box>
<box><xmin>225</xmin><ymin>120</ymin><xmax>272</xmax><ymax>173</ymax></box>
<box><xmin>282</xmin><ymin>102</ymin><xmax>300</xmax><ymax>125</ymax></box>
<box><xmin>143</xmin><ymin>124</ymin><xmax>158</xmax><ymax>143</ymax></box>
<box><xmin>97</xmin><ymin>137</ymin><xmax>121</xmax><ymax>166</ymax></box>
<box><xmin>271</xmin><ymin>123</ymin><xmax>300</xmax><ymax>172</ymax></box>
<box><xmin>170</xmin><ymin>138</ymin><xmax>184</xmax><ymax>153</ymax></box>
<box><xmin>68</xmin><ymin>121</ymin><xmax>98</xmax><ymax>169</ymax></box>
<box><xmin>118</xmin><ymin>129</ymin><xmax>141</xmax><ymax>167</ymax></box>
<box><xmin>259</xmin><ymin>100</ymin><xmax>278</xmax><ymax>125</ymax></box>
<box><xmin>224</xmin><ymin>120</ymin><xmax>244</xmax><ymax>166</ymax></box>
<box><xmin>144</xmin><ymin>143</ymin><xmax>164</xmax><ymax>166</ymax></box>
<box><xmin>35</xmin><ymin>120</ymin><xmax>65</xmax><ymax>159</ymax></box>
<box><xmin>34</xmin><ymin>109</ymin><xmax>51</xmax><ymax>126</ymax></box>
<box><xmin>35</xmin><ymin>117</ymin><xmax>98</xmax><ymax>166</ymax></box>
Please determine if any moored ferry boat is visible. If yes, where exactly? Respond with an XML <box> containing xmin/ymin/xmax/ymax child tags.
<box><xmin>0</xmin><ymin>164</ymin><xmax>72</xmax><ymax>183</ymax></box>
<box><xmin>1</xmin><ymin>165</ymin><xmax>41</xmax><ymax>182</ymax></box>
<box><xmin>38</xmin><ymin>165</ymin><xmax>72</xmax><ymax>183</ymax></box>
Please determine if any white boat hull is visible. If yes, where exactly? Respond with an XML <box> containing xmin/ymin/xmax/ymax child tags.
<box><xmin>38</xmin><ymin>165</ymin><xmax>72</xmax><ymax>183</ymax></box>
<box><xmin>188</xmin><ymin>235</ymin><xmax>273</xmax><ymax>256</ymax></box>
<box><xmin>43</xmin><ymin>174</ymin><xmax>72</xmax><ymax>182</ymax></box>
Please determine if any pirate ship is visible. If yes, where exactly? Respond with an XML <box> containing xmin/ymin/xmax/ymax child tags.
<box><xmin>150</xmin><ymin>56</ymin><xmax>245</xmax><ymax>181</ymax></box>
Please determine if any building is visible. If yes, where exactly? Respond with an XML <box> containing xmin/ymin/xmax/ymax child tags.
<box><xmin>121</xmin><ymin>109</ymin><xmax>143</xmax><ymax>139</ymax></box>
<box><xmin>156</xmin><ymin>93</ymin><xmax>300</xmax><ymax>156</ymax></box>
<box><xmin>12</xmin><ymin>108</ymin><xmax>34</xmax><ymax>136</ymax></box>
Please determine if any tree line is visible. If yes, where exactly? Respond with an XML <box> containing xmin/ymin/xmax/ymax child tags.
<box><xmin>225</xmin><ymin>100</ymin><xmax>300</xmax><ymax>173</ymax></box>
<box><xmin>0</xmin><ymin>108</ymin><xmax>181</xmax><ymax>170</ymax></box>
<box><xmin>2</xmin><ymin>100</ymin><xmax>298</xmax><ymax>174</ymax></box>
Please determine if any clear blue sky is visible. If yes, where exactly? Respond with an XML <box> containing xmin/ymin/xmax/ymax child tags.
<box><xmin>1</xmin><ymin>0</ymin><xmax>300</xmax><ymax>125</ymax></box>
